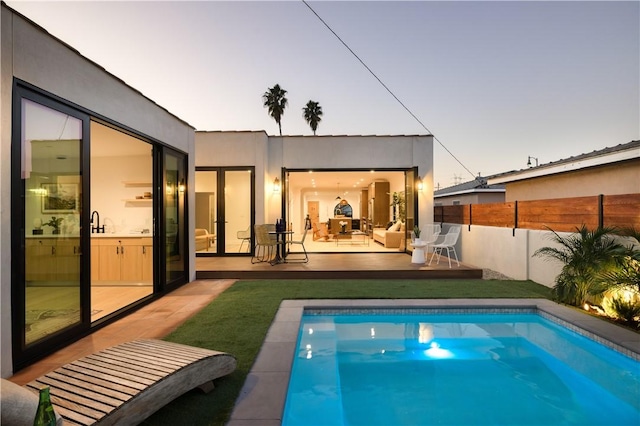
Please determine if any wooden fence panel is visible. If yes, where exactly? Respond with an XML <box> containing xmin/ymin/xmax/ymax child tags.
<box><xmin>603</xmin><ymin>194</ymin><xmax>640</xmax><ymax>229</ymax></box>
<box><xmin>516</xmin><ymin>197</ymin><xmax>599</xmax><ymax>232</ymax></box>
<box><xmin>434</xmin><ymin>193</ymin><xmax>638</xmax><ymax>232</ymax></box>
<box><xmin>436</xmin><ymin>205</ymin><xmax>465</xmax><ymax>224</ymax></box>
<box><xmin>471</xmin><ymin>202</ymin><xmax>516</xmax><ymax>228</ymax></box>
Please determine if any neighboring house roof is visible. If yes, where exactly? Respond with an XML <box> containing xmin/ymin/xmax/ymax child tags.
<box><xmin>434</xmin><ymin>176</ymin><xmax>505</xmax><ymax>198</ymax></box>
<box><xmin>488</xmin><ymin>140</ymin><xmax>640</xmax><ymax>185</ymax></box>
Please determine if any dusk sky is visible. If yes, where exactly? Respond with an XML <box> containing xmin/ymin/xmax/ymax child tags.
<box><xmin>6</xmin><ymin>1</ymin><xmax>639</xmax><ymax>188</ymax></box>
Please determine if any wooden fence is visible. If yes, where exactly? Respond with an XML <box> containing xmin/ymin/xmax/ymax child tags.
<box><xmin>433</xmin><ymin>193</ymin><xmax>640</xmax><ymax>232</ymax></box>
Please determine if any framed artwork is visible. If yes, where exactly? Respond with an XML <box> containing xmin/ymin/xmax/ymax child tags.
<box><xmin>42</xmin><ymin>183</ymin><xmax>78</xmax><ymax>213</ymax></box>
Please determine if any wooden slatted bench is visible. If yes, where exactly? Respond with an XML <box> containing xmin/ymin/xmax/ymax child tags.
<box><xmin>24</xmin><ymin>339</ymin><xmax>237</xmax><ymax>426</ymax></box>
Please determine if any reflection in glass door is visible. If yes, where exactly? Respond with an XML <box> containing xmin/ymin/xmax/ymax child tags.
<box><xmin>164</xmin><ymin>150</ymin><xmax>187</xmax><ymax>286</ymax></box>
<box><xmin>20</xmin><ymin>98</ymin><xmax>83</xmax><ymax>346</ymax></box>
<box><xmin>195</xmin><ymin>167</ymin><xmax>254</xmax><ymax>255</ymax></box>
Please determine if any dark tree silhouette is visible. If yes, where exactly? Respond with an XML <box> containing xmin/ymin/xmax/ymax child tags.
<box><xmin>262</xmin><ymin>84</ymin><xmax>288</xmax><ymax>136</ymax></box>
<box><xmin>302</xmin><ymin>100</ymin><xmax>323</xmax><ymax>135</ymax></box>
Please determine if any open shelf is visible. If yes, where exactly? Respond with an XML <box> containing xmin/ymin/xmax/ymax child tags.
<box><xmin>122</xmin><ymin>181</ymin><xmax>152</xmax><ymax>187</ymax></box>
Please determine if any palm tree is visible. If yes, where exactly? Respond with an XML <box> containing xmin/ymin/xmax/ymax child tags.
<box><xmin>302</xmin><ymin>100</ymin><xmax>323</xmax><ymax>135</ymax></box>
<box><xmin>534</xmin><ymin>225</ymin><xmax>625</xmax><ymax>306</ymax></box>
<box><xmin>262</xmin><ymin>84</ymin><xmax>288</xmax><ymax>136</ymax></box>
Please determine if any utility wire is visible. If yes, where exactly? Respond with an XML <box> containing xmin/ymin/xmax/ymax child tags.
<box><xmin>302</xmin><ymin>0</ymin><xmax>476</xmax><ymax>180</ymax></box>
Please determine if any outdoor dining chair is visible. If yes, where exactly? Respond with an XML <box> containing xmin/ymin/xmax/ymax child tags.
<box><xmin>286</xmin><ymin>226</ymin><xmax>309</xmax><ymax>263</ymax></box>
<box><xmin>237</xmin><ymin>226</ymin><xmax>251</xmax><ymax>252</ymax></box>
<box><xmin>428</xmin><ymin>225</ymin><xmax>461</xmax><ymax>268</ymax></box>
<box><xmin>251</xmin><ymin>224</ymin><xmax>280</xmax><ymax>263</ymax></box>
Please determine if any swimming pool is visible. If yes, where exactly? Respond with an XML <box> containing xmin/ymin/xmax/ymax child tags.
<box><xmin>283</xmin><ymin>309</ymin><xmax>640</xmax><ymax>426</ymax></box>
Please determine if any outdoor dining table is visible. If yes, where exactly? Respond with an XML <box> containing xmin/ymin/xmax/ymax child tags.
<box><xmin>268</xmin><ymin>230</ymin><xmax>293</xmax><ymax>265</ymax></box>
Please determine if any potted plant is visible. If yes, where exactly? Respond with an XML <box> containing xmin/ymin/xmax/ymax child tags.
<box><xmin>413</xmin><ymin>225</ymin><xmax>422</xmax><ymax>244</ymax></box>
<box><xmin>44</xmin><ymin>216</ymin><xmax>64</xmax><ymax>235</ymax></box>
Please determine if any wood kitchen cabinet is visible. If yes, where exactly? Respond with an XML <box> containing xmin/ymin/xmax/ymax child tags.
<box><xmin>25</xmin><ymin>238</ymin><xmax>80</xmax><ymax>282</ymax></box>
<box><xmin>94</xmin><ymin>238</ymin><xmax>145</xmax><ymax>282</ymax></box>
<box><xmin>368</xmin><ymin>181</ymin><xmax>390</xmax><ymax>228</ymax></box>
<box><xmin>141</xmin><ymin>238</ymin><xmax>153</xmax><ymax>283</ymax></box>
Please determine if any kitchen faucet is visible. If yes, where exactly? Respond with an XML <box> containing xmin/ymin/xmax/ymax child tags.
<box><xmin>91</xmin><ymin>210</ymin><xmax>105</xmax><ymax>233</ymax></box>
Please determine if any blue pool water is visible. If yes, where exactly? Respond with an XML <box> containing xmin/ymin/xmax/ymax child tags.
<box><xmin>283</xmin><ymin>312</ymin><xmax>640</xmax><ymax>426</ymax></box>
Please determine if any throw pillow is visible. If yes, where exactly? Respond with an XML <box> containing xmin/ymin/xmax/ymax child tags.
<box><xmin>390</xmin><ymin>221</ymin><xmax>402</xmax><ymax>232</ymax></box>
<box><xmin>386</xmin><ymin>221</ymin><xmax>394</xmax><ymax>230</ymax></box>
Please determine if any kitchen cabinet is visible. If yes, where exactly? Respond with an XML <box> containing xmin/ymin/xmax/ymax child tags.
<box><xmin>94</xmin><ymin>237</ymin><xmax>148</xmax><ymax>283</ymax></box>
<box><xmin>141</xmin><ymin>238</ymin><xmax>153</xmax><ymax>283</ymax></box>
<box><xmin>25</xmin><ymin>237</ymin><xmax>80</xmax><ymax>282</ymax></box>
<box><xmin>368</xmin><ymin>181</ymin><xmax>390</xmax><ymax>228</ymax></box>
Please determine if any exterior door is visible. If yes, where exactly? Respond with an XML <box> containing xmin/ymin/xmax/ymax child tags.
<box><xmin>163</xmin><ymin>149</ymin><xmax>187</xmax><ymax>287</ymax></box>
<box><xmin>12</xmin><ymin>90</ymin><xmax>89</xmax><ymax>369</ymax></box>
<box><xmin>195</xmin><ymin>167</ymin><xmax>254</xmax><ymax>256</ymax></box>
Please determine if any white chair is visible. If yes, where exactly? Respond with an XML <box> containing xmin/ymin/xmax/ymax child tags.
<box><xmin>428</xmin><ymin>226</ymin><xmax>461</xmax><ymax>268</ymax></box>
<box><xmin>286</xmin><ymin>226</ymin><xmax>309</xmax><ymax>263</ymax></box>
<box><xmin>237</xmin><ymin>226</ymin><xmax>251</xmax><ymax>252</ymax></box>
<box><xmin>422</xmin><ymin>224</ymin><xmax>441</xmax><ymax>254</ymax></box>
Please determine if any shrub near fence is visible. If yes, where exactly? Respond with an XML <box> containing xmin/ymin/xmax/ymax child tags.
<box><xmin>434</xmin><ymin>193</ymin><xmax>640</xmax><ymax>232</ymax></box>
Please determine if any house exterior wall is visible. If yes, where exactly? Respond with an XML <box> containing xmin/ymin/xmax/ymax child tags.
<box><xmin>435</xmin><ymin>192</ymin><xmax>505</xmax><ymax>206</ymax></box>
<box><xmin>1</xmin><ymin>5</ymin><xmax>195</xmax><ymax>377</ymax></box>
<box><xmin>279</xmin><ymin>135</ymin><xmax>434</xmax><ymax>226</ymax></box>
<box><xmin>195</xmin><ymin>131</ymin><xmax>270</xmax><ymax>224</ymax></box>
<box><xmin>195</xmin><ymin>133</ymin><xmax>434</xmax><ymax>227</ymax></box>
<box><xmin>505</xmin><ymin>160</ymin><xmax>640</xmax><ymax>202</ymax></box>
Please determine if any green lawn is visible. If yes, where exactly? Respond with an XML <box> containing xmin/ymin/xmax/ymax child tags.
<box><xmin>143</xmin><ymin>278</ymin><xmax>551</xmax><ymax>426</ymax></box>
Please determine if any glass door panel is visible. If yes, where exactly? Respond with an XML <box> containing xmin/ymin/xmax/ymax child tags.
<box><xmin>164</xmin><ymin>151</ymin><xmax>187</xmax><ymax>285</ymax></box>
<box><xmin>224</xmin><ymin>170</ymin><xmax>253</xmax><ymax>253</ymax></box>
<box><xmin>405</xmin><ymin>168</ymin><xmax>417</xmax><ymax>252</ymax></box>
<box><xmin>22</xmin><ymin>99</ymin><xmax>83</xmax><ymax>345</ymax></box>
<box><xmin>195</xmin><ymin>170</ymin><xmax>217</xmax><ymax>253</ymax></box>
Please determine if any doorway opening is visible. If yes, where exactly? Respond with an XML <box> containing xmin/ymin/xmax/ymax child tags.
<box><xmin>285</xmin><ymin>169</ymin><xmax>416</xmax><ymax>253</ymax></box>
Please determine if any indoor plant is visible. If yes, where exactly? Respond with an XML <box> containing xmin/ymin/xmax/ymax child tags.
<box><xmin>44</xmin><ymin>216</ymin><xmax>64</xmax><ymax>234</ymax></box>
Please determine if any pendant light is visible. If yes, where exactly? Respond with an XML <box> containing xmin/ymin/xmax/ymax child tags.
<box><xmin>335</xmin><ymin>182</ymin><xmax>341</xmax><ymax>200</ymax></box>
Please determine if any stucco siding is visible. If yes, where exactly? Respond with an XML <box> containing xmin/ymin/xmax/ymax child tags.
<box><xmin>505</xmin><ymin>160</ymin><xmax>640</xmax><ymax>201</ymax></box>
<box><xmin>11</xmin><ymin>11</ymin><xmax>192</xmax><ymax>150</ymax></box>
<box><xmin>1</xmin><ymin>4</ymin><xmax>14</xmax><ymax>378</ymax></box>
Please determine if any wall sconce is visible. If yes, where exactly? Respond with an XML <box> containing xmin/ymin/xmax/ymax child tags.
<box><xmin>417</xmin><ymin>176</ymin><xmax>424</xmax><ymax>191</ymax></box>
<box><xmin>178</xmin><ymin>179</ymin><xmax>185</xmax><ymax>193</ymax></box>
<box><xmin>527</xmin><ymin>156</ymin><xmax>539</xmax><ymax>167</ymax></box>
<box><xmin>273</xmin><ymin>177</ymin><xmax>281</xmax><ymax>193</ymax></box>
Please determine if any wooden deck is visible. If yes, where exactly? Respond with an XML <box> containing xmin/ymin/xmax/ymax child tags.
<box><xmin>196</xmin><ymin>252</ymin><xmax>482</xmax><ymax>280</ymax></box>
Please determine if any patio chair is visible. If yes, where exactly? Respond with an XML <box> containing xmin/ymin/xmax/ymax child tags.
<box><xmin>422</xmin><ymin>223</ymin><xmax>441</xmax><ymax>254</ymax></box>
<box><xmin>237</xmin><ymin>226</ymin><xmax>251</xmax><ymax>252</ymax></box>
<box><xmin>428</xmin><ymin>225</ymin><xmax>461</xmax><ymax>268</ymax></box>
<box><xmin>286</xmin><ymin>226</ymin><xmax>309</xmax><ymax>263</ymax></box>
<box><xmin>252</xmin><ymin>224</ymin><xmax>279</xmax><ymax>263</ymax></box>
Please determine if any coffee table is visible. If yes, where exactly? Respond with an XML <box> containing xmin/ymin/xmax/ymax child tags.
<box><xmin>335</xmin><ymin>231</ymin><xmax>369</xmax><ymax>246</ymax></box>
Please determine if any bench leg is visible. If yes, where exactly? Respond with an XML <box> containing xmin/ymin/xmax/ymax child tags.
<box><xmin>197</xmin><ymin>381</ymin><xmax>215</xmax><ymax>393</ymax></box>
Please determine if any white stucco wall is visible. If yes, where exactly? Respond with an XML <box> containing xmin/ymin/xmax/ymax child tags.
<box><xmin>1</xmin><ymin>5</ymin><xmax>195</xmax><ymax>377</ymax></box>
<box><xmin>195</xmin><ymin>131</ymin><xmax>270</xmax><ymax>225</ymax></box>
<box><xmin>454</xmin><ymin>223</ymin><xmax>565</xmax><ymax>287</ymax></box>
<box><xmin>280</xmin><ymin>135</ymin><xmax>434</xmax><ymax>226</ymax></box>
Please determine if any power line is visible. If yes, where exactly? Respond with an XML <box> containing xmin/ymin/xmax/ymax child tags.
<box><xmin>301</xmin><ymin>0</ymin><xmax>476</xmax><ymax>180</ymax></box>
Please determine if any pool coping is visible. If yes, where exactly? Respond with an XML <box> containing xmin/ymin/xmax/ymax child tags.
<box><xmin>226</xmin><ymin>299</ymin><xmax>640</xmax><ymax>426</ymax></box>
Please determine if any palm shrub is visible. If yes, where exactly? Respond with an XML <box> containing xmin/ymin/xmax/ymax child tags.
<box><xmin>597</xmin><ymin>227</ymin><xmax>640</xmax><ymax>324</ymax></box>
<box><xmin>534</xmin><ymin>225</ymin><xmax>626</xmax><ymax>306</ymax></box>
